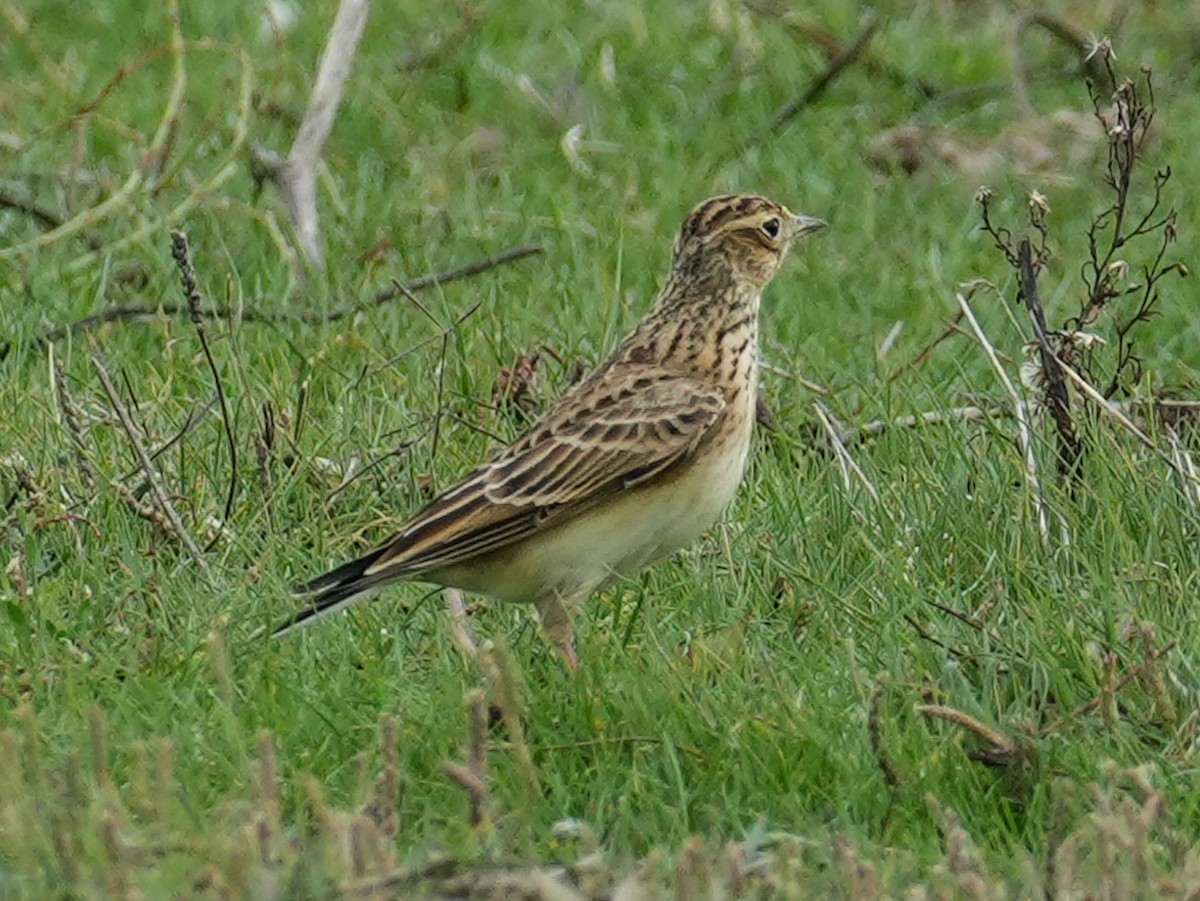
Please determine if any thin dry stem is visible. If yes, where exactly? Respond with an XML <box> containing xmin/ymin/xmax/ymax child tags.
<box><xmin>1019</xmin><ymin>238</ymin><xmax>1082</xmax><ymax>481</ymax></box>
<box><xmin>1056</xmin><ymin>357</ymin><xmax>1200</xmax><ymax>490</ymax></box>
<box><xmin>956</xmin><ymin>292</ymin><xmax>1051</xmax><ymax>543</ymax></box>
<box><xmin>16</xmin><ymin>243</ymin><xmax>540</xmax><ymax>357</ymax></box>
<box><xmin>480</xmin><ymin>642</ymin><xmax>541</xmax><ymax>800</ymax></box>
<box><xmin>51</xmin><ymin>350</ymin><xmax>97</xmax><ymax>490</ymax></box>
<box><xmin>90</xmin><ymin>349</ymin><xmax>211</xmax><ymax>577</ymax></box>
<box><xmin>813</xmin><ymin>401</ymin><xmax>880</xmax><ymax>503</ymax></box>
<box><xmin>441</xmin><ymin>690</ymin><xmax>489</xmax><ymax>828</ymax></box>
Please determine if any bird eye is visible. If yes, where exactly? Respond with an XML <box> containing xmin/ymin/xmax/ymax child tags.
<box><xmin>760</xmin><ymin>218</ymin><xmax>781</xmax><ymax>239</ymax></box>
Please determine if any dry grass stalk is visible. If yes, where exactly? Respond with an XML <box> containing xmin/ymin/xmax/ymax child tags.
<box><xmin>833</xmin><ymin>834</ymin><xmax>881</xmax><ymax>900</ymax></box>
<box><xmin>1055</xmin><ymin>356</ymin><xmax>1200</xmax><ymax>493</ymax></box>
<box><xmin>90</xmin><ymin>348</ymin><xmax>211</xmax><ymax>577</ymax></box>
<box><xmin>440</xmin><ymin>690</ymin><xmax>490</xmax><ymax>830</ymax></box>
<box><xmin>15</xmin><ymin>243</ymin><xmax>540</xmax><ymax>359</ymax></box>
<box><xmin>956</xmin><ymin>291</ymin><xmax>1052</xmax><ymax>543</ymax></box>
<box><xmin>481</xmin><ymin>641</ymin><xmax>541</xmax><ymax>801</ymax></box>
<box><xmin>50</xmin><ymin>349</ymin><xmax>97</xmax><ymax>491</ymax></box>
<box><xmin>361</xmin><ymin>716</ymin><xmax>401</xmax><ymax>841</ymax></box>
<box><xmin>813</xmin><ymin>400</ymin><xmax>880</xmax><ymax>504</ymax></box>
<box><xmin>171</xmin><ymin>230</ymin><xmax>238</xmax><ymax>527</ymax></box>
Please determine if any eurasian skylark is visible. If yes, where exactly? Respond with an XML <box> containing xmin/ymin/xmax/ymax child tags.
<box><xmin>276</xmin><ymin>194</ymin><xmax>826</xmax><ymax>667</ymax></box>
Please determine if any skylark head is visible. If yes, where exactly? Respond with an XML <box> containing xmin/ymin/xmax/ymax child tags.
<box><xmin>672</xmin><ymin>194</ymin><xmax>827</xmax><ymax>289</ymax></box>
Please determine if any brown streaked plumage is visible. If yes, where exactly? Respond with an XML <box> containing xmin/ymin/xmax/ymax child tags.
<box><xmin>275</xmin><ymin>194</ymin><xmax>826</xmax><ymax>668</ymax></box>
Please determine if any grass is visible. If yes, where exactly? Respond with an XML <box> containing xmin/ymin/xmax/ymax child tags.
<box><xmin>2</xmin><ymin>0</ymin><xmax>1199</xmax><ymax>896</ymax></box>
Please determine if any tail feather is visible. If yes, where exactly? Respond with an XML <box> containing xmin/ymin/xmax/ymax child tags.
<box><xmin>272</xmin><ymin>546</ymin><xmax>391</xmax><ymax>638</ymax></box>
<box><xmin>293</xmin><ymin>544</ymin><xmax>389</xmax><ymax>596</ymax></box>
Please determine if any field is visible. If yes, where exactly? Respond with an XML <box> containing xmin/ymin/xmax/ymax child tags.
<box><xmin>2</xmin><ymin>0</ymin><xmax>1199</xmax><ymax>896</ymax></box>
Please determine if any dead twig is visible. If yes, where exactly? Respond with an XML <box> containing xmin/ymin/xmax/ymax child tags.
<box><xmin>1165</xmin><ymin>429</ymin><xmax>1200</xmax><ymax>510</ymax></box>
<box><xmin>742</xmin><ymin>0</ymin><xmax>938</xmax><ymax>99</ymax></box>
<box><xmin>90</xmin><ymin>348</ymin><xmax>211</xmax><ymax>578</ymax></box>
<box><xmin>118</xmin><ymin>396</ymin><xmax>219</xmax><ymax>485</ymax></box>
<box><xmin>842</xmin><ymin>397</ymin><xmax>1198</xmax><ymax>449</ymax></box>
<box><xmin>760</xmin><ymin>12</ymin><xmax>879</xmax><ymax>142</ymax></box>
<box><xmin>10</xmin><ymin>243</ymin><xmax>541</xmax><ymax>357</ymax></box>
<box><xmin>1055</xmin><ymin>357</ymin><xmax>1200</xmax><ymax>492</ymax></box>
<box><xmin>391</xmin><ymin>280</ymin><xmax>453</xmax><ymax>474</ymax></box>
<box><xmin>63</xmin><ymin>46</ymin><xmax>253</xmax><ymax>275</ymax></box>
<box><xmin>885</xmin><ymin>308</ymin><xmax>966</xmax><ymax>377</ymax></box>
<box><xmin>832</xmin><ymin>404</ymin><xmax>994</xmax><ymax>447</ymax></box>
<box><xmin>252</xmin><ymin>0</ymin><xmax>371</xmax><ymax>268</ymax></box>
<box><xmin>719</xmin><ymin>11</ymin><xmax>878</xmax><ymax>169</ymax></box>
<box><xmin>335</xmin><ymin>243</ymin><xmax>541</xmax><ymax>323</ymax></box>
<box><xmin>869</xmin><ymin>678</ymin><xmax>901</xmax><ymax>788</ymax></box>
<box><xmin>109</xmin><ymin>481</ymin><xmax>174</xmax><ymax>535</ymax></box>
<box><xmin>1040</xmin><ymin>640</ymin><xmax>1178</xmax><ymax>737</ymax></box>
<box><xmin>0</xmin><ymin>182</ymin><xmax>103</xmax><ymax>251</ymax></box>
<box><xmin>903</xmin><ymin>615</ymin><xmax>974</xmax><ymax>664</ymax></box>
<box><xmin>51</xmin><ymin>349</ymin><xmax>97</xmax><ymax>491</ymax></box>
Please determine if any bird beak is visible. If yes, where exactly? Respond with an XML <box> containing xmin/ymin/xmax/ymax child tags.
<box><xmin>791</xmin><ymin>214</ymin><xmax>828</xmax><ymax>238</ymax></box>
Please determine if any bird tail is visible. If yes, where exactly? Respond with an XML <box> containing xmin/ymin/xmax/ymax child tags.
<box><xmin>271</xmin><ymin>547</ymin><xmax>390</xmax><ymax>638</ymax></box>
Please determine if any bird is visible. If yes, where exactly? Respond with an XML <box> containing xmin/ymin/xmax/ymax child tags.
<box><xmin>275</xmin><ymin>194</ymin><xmax>827</xmax><ymax>668</ymax></box>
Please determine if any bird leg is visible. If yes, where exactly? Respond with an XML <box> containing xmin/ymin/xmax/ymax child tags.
<box><xmin>535</xmin><ymin>595</ymin><xmax>578</xmax><ymax>672</ymax></box>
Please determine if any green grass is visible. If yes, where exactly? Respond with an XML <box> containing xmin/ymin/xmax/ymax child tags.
<box><xmin>2</xmin><ymin>0</ymin><xmax>1200</xmax><ymax>896</ymax></box>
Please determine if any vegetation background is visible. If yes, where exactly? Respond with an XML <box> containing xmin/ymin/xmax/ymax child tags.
<box><xmin>1</xmin><ymin>0</ymin><xmax>1198</xmax><ymax>896</ymax></box>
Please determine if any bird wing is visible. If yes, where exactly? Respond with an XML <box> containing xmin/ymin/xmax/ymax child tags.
<box><xmin>359</xmin><ymin>364</ymin><xmax>727</xmax><ymax>577</ymax></box>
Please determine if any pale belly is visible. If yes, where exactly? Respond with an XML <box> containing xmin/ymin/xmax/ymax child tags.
<box><xmin>432</xmin><ymin>409</ymin><xmax>754</xmax><ymax>607</ymax></box>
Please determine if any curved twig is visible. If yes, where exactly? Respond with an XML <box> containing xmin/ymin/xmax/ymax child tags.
<box><xmin>6</xmin><ymin>243</ymin><xmax>542</xmax><ymax>357</ymax></box>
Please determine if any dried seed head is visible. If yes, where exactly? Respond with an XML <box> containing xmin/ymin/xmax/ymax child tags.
<box><xmin>1028</xmin><ymin>190</ymin><xmax>1050</xmax><ymax>228</ymax></box>
<box><xmin>974</xmin><ymin>185</ymin><xmax>993</xmax><ymax>205</ymax></box>
<box><xmin>1085</xmin><ymin>35</ymin><xmax>1115</xmax><ymax>62</ymax></box>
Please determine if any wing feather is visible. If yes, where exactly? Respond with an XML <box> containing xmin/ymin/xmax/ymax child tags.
<box><xmin>361</xmin><ymin>365</ymin><xmax>726</xmax><ymax>578</ymax></box>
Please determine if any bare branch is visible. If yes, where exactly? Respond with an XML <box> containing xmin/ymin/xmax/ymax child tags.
<box><xmin>254</xmin><ymin>0</ymin><xmax>372</xmax><ymax>268</ymax></box>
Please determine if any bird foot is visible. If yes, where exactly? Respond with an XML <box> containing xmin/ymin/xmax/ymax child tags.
<box><xmin>557</xmin><ymin>639</ymin><xmax>579</xmax><ymax>673</ymax></box>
